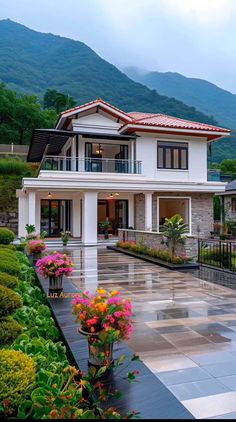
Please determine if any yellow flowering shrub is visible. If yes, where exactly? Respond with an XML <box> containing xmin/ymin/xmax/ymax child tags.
<box><xmin>0</xmin><ymin>272</ymin><xmax>18</xmax><ymax>289</ymax></box>
<box><xmin>0</xmin><ymin>349</ymin><xmax>36</xmax><ymax>407</ymax></box>
<box><xmin>0</xmin><ymin>285</ymin><xmax>22</xmax><ymax>317</ymax></box>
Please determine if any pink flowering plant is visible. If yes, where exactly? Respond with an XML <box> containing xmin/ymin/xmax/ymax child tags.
<box><xmin>72</xmin><ymin>288</ymin><xmax>134</xmax><ymax>343</ymax></box>
<box><xmin>36</xmin><ymin>252</ymin><xmax>73</xmax><ymax>278</ymax></box>
<box><xmin>27</xmin><ymin>239</ymin><xmax>46</xmax><ymax>254</ymax></box>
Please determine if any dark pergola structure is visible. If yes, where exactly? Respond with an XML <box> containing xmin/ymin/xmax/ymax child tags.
<box><xmin>27</xmin><ymin>129</ymin><xmax>136</xmax><ymax>162</ymax></box>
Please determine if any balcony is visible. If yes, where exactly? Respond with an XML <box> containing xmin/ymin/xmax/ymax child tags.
<box><xmin>40</xmin><ymin>156</ymin><xmax>142</xmax><ymax>174</ymax></box>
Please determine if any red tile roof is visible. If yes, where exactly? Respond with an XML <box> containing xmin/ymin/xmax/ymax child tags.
<box><xmin>127</xmin><ymin>112</ymin><xmax>230</xmax><ymax>133</ymax></box>
<box><xmin>60</xmin><ymin>98</ymin><xmax>132</xmax><ymax>120</ymax></box>
<box><xmin>58</xmin><ymin>98</ymin><xmax>230</xmax><ymax>134</ymax></box>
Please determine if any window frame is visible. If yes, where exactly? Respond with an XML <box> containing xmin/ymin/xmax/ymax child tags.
<box><xmin>232</xmin><ymin>198</ymin><xmax>236</xmax><ymax>212</ymax></box>
<box><xmin>157</xmin><ymin>141</ymin><xmax>189</xmax><ymax>170</ymax></box>
<box><xmin>157</xmin><ymin>196</ymin><xmax>191</xmax><ymax>235</ymax></box>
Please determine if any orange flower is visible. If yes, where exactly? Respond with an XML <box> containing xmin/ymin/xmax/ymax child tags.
<box><xmin>96</xmin><ymin>288</ymin><xmax>106</xmax><ymax>295</ymax></box>
<box><xmin>95</xmin><ymin>303</ymin><xmax>108</xmax><ymax>313</ymax></box>
<box><xmin>90</xmin><ymin>326</ymin><xmax>95</xmax><ymax>333</ymax></box>
<box><xmin>110</xmin><ymin>290</ymin><xmax>119</xmax><ymax>296</ymax></box>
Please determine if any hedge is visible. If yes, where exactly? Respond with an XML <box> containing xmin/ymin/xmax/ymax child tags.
<box><xmin>0</xmin><ymin>285</ymin><xmax>22</xmax><ymax>317</ymax></box>
<box><xmin>0</xmin><ymin>228</ymin><xmax>15</xmax><ymax>245</ymax></box>
<box><xmin>0</xmin><ymin>272</ymin><xmax>18</xmax><ymax>289</ymax></box>
<box><xmin>0</xmin><ymin>317</ymin><xmax>23</xmax><ymax>346</ymax></box>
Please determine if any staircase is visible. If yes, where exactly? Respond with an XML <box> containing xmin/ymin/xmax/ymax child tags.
<box><xmin>44</xmin><ymin>237</ymin><xmax>118</xmax><ymax>249</ymax></box>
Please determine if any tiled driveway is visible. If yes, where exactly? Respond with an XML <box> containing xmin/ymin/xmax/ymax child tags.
<box><xmin>68</xmin><ymin>247</ymin><xmax>236</xmax><ymax>419</ymax></box>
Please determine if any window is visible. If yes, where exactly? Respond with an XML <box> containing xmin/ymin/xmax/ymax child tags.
<box><xmin>232</xmin><ymin>198</ymin><xmax>236</xmax><ymax>212</ymax></box>
<box><xmin>158</xmin><ymin>197</ymin><xmax>190</xmax><ymax>232</ymax></box>
<box><xmin>157</xmin><ymin>141</ymin><xmax>188</xmax><ymax>170</ymax></box>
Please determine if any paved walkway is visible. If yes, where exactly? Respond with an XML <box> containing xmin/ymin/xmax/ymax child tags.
<box><xmin>67</xmin><ymin>247</ymin><xmax>236</xmax><ymax>419</ymax></box>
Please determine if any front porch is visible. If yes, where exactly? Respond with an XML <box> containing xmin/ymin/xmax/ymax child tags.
<box><xmin>17</xmin><ymin>189</ymin><xmax>214</xmax><ymax>245</ymax></box>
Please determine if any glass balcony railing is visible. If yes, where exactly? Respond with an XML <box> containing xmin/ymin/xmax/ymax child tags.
<box><xmin>207</xmin><ymin>170</ymin><xmax>221</xmax><ymax>181</ymax></box>
<box><xmin>40</xmin><ymin>156</ymin><xmax>142</xmax><ymax>174</ymax></box>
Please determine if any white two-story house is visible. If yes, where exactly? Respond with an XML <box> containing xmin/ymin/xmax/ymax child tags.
<box><xmin>17</xmin><ymin>98</ymin><xmax>230</xmax><ymax>245</ymax></box>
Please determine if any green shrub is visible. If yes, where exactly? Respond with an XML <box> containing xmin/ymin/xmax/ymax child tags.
<box><xmin>0</xmin><ymin>272</ymin><xmax>18</xmax><ymax>289</ymax></box>
<box><xmin>0</xmin><ymin>349</ymin><xmax>36</xmax><ymax>407</ymax></box>
<box><xmin>15</xmin><ymin>243</ymin><xmax>26</xmax><ymax>252</ymax></box>
<box><xmin>0</xmin><ymin>249</ymin><xmax>18</xmax><ymax>259</ymax></box>
<box><xmin>0</xmin><ymin>316</ymin><xmax>23</xmax><ymax>345</ymax></box>
<box><xmin>0</xmin><ymin>244</ymin><xmax>16</xmax><ymax>251</ymax></box>
<box><xmin>0</xmin><ymin>285</ymin><xmax>22</xmax><ymax>317</ymax></box>
<box><xmin>0</xmin><ymin>158</ymin><xmax>33</xmax><ymax>176</ymax></box>
<box><xmin>0</xmin><ymin>259</ymin><xmax>20</xmax><ymax>276</ymax></box>
<box><xmin>0</xmin><ymin>228</ymin><xmax>15</xmax><ymax>244</ymax></box>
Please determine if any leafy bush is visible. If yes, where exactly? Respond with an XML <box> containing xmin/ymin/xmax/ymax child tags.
<box><xmin>0</xmin><ymin>158</ymin><xmax>33</xmax><ymax>176</ymax></box>
<box><xmin>0</xmin><ymin>228</ymin><xmax>15</xmax><ymax>244</ymax></box>
<box><xmin>0</xmin><ymin>349</ymin><xmax>36</xmax><ymax>408</ymax></box>
<box><xmin>0</xmin><ymin>272</ymin><xmax>18</xmax><ymax>289</ymax></box>
<box><xmin>13</xmin><ymin>334</ymin><xmax>68</xmax><ymax>371</ymax></box>
<box><xmin>15</xmin><ymin>243</ymin><xmax>26</xmax><ymax>252</ymax></box>
<box><xmin>0</xmin><ymin>285</ymin><xmax>22</xmax><ymax>317</ymax></box>
<box><xmin>0</xmin><ymin>259</ymin><xmax>20</xmax><ymax>276</ymax></box>
<box><xmin>0</xmin><ymin>244</ymin><xmax>16</xmax><ymax>251</ymax></box>
<box><xmin>0</xmin><ymin>316</ymin><xmax>23</xmax><ymax>345</ymax></box>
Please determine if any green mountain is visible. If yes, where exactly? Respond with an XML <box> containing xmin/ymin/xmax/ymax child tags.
<box><xmin>124</xmin><ymin>67</ymin><xmax>236</xmax><ymax>162</ymax></box>
<box><xmin>0</xmin><ymin>19</ymin><xmax>217</xmax><ymax>126</ymax></box>
<box><xmin>124</xmin><ymin>67</ymin><xmax>236</xmax><ymax>128</ymax></box>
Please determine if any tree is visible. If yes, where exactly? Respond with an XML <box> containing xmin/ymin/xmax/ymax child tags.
<box><xmin>162</xmin><ymin>214</ymin><xmax>189</xmax><ymax>260</ymax></box>
<box><xmin>0</xmin><ymin>84</ymin><xmax>57</xmax><ymax>145</ymax></box>
<box><xmin>43</xmin><ymin>89</ymin><xmax>77</xmax><ymax>113</ymax></box>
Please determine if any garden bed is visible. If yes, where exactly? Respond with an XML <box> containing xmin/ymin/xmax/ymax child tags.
<box><xmin>108</xmin><ymin>246</ymin><xmax>199</xmax><ymax>270</ymax></box>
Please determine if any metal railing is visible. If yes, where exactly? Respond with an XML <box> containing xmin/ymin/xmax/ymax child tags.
<box><xmin>40</xmin><ymin>156</ymin><xmax>142</xmax><ymax>174</ymax></box>
<box><xmin>198</xmin><ymin>239</ymin><xmax>236</xmax><ymax>272</ymax></box>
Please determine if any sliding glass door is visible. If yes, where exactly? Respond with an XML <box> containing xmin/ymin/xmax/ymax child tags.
<box><xmin>41</xmin><ymin>199</ymin><xmax>71</xmax><ymax>237</ymax></box>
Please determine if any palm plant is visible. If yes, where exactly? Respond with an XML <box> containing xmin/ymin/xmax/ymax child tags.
<box><xmin>162</xmin><ymin>214</ymin><xmax>189</xmax><ymax>261</ymax></box>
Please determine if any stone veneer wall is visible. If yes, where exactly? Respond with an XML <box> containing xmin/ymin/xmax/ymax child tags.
<box><xmin>0</xmin><ymin>211</ymin><xmax>18</xmax><ymax>233</ymax></box>
<box><xmin>118</xmin><ymin>230</ymin><xmax>198</xmax><ymax>260</ymax></box>
<box><xmin>134</xmin><ymin>192</ymin><xmax>214</xmax><ymax>238</ymax></box>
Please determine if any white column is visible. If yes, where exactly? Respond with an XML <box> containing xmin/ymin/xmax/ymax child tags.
<box><xmin>71</xmin><ymin>137</ymin><xmax>76</xmax><ymax>171</ymax></box>
<box><xmin>28</xmin><ymin>191</ymin><xmax>36</xmax><ymax>227</ymax></box>
<box><xmin>17</xmin><ymin>190</ymin><xmax>28</xmax><ymax>238</ymax></box>
<box><xmin>145</xmin><ymin>192</ymin><xmax>153</xmax><ymax>231</ymax></box>
<box><xmin>82</xmin><ymin>192</ymin><xmax>98</xmax><ymax>245</ymax></box>
<box><xmin>128</xmin><ymin>194</ymin><xmax>134</xmax><ymax>228</ymax></box>
<box><xmin>72</xmin><ymin>195</ymin><xmax>81</xmax><ymax>237</ymax></box>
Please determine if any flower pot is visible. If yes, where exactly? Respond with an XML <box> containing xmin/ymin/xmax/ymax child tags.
<box><xmin>32</xmin><ymin>252</ymin><xmax>42</xmax><ymax>264</ymax></box>
<box><xmin>103</xmin><ymin>230</ymin><xmax>109</xmax><ymax>239</ymax></box>
<box><xmin>49</xmin><ymin>275</ymin><xmax>63</xmax><ymax>294</ymax></box>
<box><xmin>79</xmin><ymin>327</ymin><xmax>114</xmax><ymax>367</ymax></box>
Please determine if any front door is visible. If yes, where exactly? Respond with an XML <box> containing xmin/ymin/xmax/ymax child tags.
<box><xmin>97</xmin><ymin>199</ymin><xmax>128</xmax><ymax>235</ymax></box>
<box><xmin>41</xmin><ymin>199</ymin><xmax>71</xmax><ymax>237</ymax></box>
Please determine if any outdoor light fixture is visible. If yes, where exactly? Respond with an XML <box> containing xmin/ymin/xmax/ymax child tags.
<box><xmin>95</xmin><ymin>144</ymin><xmax>104</xmax><ymax>154</ymax></box>
<box><xmin>47</xmin><ymin>192</ymin><xmax>53</xmax><ymax>199</ymax></box>
<box><xmin>109</xmin><ymin>193</ymin><xmax>114</xmax><ymax>199</ymax></box>
<box><xmin>114</xmin><ymin>192</ymin><xmax>119</xmax><ymax>196</ymax></box>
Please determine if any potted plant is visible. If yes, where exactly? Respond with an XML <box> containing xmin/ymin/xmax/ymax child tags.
<box><xmin>25</xmin><ymin>224</ymin><xmax>37</xmax><ymax>240</ymax></box>
<box><xmin>99</xmin><ymin>221</ymin><xmax>111</xmax><ymax>239</ymax></box>
<box><xmin>72</xmin><ymin>288</ymin><xmax>134</xmax><ymax>367</ymax></box>
<box><xmin>27</xmin><ymin>239</ymin><xmax>46</xmax><ymax>263</ymax></box>
<box><xmin>60</xmin><ymin>230</ymin><xmax>71</xmax><ymax>246</ymax></box>
<box><xmin>161</xmin><ymin>214</ymin><xmax>189</xmax><ymax>261</ymax></box>
<box><xmin>36</xmin><ymin>252</ymin><xmax>73</xmax><ymax>294</ymax></box>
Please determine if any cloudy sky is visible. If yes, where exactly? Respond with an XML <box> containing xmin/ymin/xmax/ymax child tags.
<box><xmin>1</xmin><ymin>0</ymin><xmax>236</xmax><ymax>93</ymax></box>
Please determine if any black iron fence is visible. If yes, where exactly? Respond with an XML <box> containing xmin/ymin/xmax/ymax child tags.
<box><xmin>198</xmin><ymin>239</ymin><xmax>236</xmax><ymax>272</ymax></box>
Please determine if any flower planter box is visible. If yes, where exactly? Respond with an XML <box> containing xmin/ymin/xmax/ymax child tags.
<box><xmin>107</xmin><ymin>246</ymin><xmax>199</xmax><ymax>270</ymax></box>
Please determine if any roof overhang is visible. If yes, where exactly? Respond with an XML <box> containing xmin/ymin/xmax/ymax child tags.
<box><xmin>27</xmin><ymin>129</ymin><xmax>136</xmax><ymax>162</ymax></box>
<box><xmin>56</xmin><ymin>100</ymin><xmax>133</xmax><ymax>130</ymax></box>
<box><xmin>120</xmin><ymin>123</ymin><xmax>231</xmax><ymax>141</ymax></box>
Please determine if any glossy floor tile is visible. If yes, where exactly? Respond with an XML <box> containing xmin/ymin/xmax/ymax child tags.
<box><xmin>65</xmin><ymin>247</ymin><xmax>236</xmax><ymax>419</ymax></box>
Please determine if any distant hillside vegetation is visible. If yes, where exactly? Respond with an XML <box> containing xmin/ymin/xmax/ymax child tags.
<box><xmin>0</xmin><ymin>19</ymin><xmax>217</xmax><ymax>125</ymax></box>
<box><xmin>124</xmin><ymin>67</ymin><xmax>236</xmax><ymax>162</ymax></box>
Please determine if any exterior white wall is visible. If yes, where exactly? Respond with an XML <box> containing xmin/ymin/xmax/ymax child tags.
<box><xmin>135</xmin><ymin>133</ymin><xmax>208</xmax><ymax>182</ymax></box>
<box><xmin>17</xmin><ymin>191</ymin><xmax>29</xmax><ymax>237</ymax></box>
<box><xmin>72</xmin><ymin>195</ymin><xmax>81</xmax><ymax>237</ymax></box>
<box><xmin>82</xmin><ymin>192</ymin><xmax>98</xmax><ymax>244</ymax></box>
<box><xmin>72</xmin><ymin>111</ymin><xmax>122</xmax><ymax>134</ymax></box>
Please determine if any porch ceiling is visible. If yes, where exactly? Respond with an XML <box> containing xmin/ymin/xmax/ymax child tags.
<box><xmin>28</xmin><ymin>129</ymin><xmax>136</xmax><ymax>162</ymax></box>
